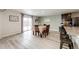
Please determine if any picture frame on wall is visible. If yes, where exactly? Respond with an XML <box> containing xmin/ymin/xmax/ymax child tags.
<box><xmin>9</xmin><ymin>15</ymin><xmax>19</xmax><ymax>22</ymax></box>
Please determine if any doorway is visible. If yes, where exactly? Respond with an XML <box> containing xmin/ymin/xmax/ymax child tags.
<box><xmin>23</xmin><ymin>15</ymin><xmax>32</xmax><ymax>32</ymax></box>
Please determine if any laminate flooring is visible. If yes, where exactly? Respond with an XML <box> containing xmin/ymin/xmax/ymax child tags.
<box><xmin>0</xmin><ymin>31</ymin><xmax>61</xmax><ymax>49</ymax></box>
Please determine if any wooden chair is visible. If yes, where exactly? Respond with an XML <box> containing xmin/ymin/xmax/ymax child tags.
<box><xmin>33</xmin><ymin>25</ymin><xmax>39</xmax><ymax>36</ymax></box>
<box><xmin>44</xmin><ymin>25</ymin><xmax>50</xmax><ymax>36</ymax></box>
<box><xmin>46</xmin><ymin>25</ymin><xmax>50</xmax><ymax>35</ymax></box>
<box><xmin>59</xmin><ymin>26</ymin><xmax>74</xmax><ymax>49</ymax></box>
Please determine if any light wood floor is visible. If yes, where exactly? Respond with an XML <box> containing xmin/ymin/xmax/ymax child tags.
<box><xmin>0</xmin><ymin>31</ymin><xmax>61</xmax><ymax>49</ymax></box>
<box><xmin>1</xmin><ymin>26</ymin><xmax>78</xmax><ymax>49</ymax></box>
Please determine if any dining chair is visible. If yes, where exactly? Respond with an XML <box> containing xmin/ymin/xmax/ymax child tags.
<box><xmin>44</xmin><ymin>25</ymin><xmax>50</xmax><ymax>36</ymax></box>
<box><xmin>46</xmin><ymin>25</ymin><xmax>50</xmax><ymax>35</ymax></box>
<box><xmin>59</xmin><ymin>26</ymin><xmax>74</xmax><ymax>49</ymax></box>
<box><xmin>33</xmin><ymin>25</ymin><xmax>39</xmax><ymax>36</ymax></box>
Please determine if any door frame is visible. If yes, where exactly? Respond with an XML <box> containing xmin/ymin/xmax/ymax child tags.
<box><xmin>21</xmin><ymin>14</ymin><xmax>33</xmax><ymax>33</ymax></box>
<box><xmin>21</xmin><ymin>13</ymin><xmax>24</xmax><ymax>33</ymax></box>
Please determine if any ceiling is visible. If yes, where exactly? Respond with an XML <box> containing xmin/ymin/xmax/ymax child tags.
<box><xmin>9</xmin><ymin>9</ymin><xmax>79</xmax><ymax>16</ymax></box>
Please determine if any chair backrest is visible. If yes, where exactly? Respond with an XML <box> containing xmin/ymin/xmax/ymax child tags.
<box><xmin>59</xmin><ymin>26</ymin><xmax>69</xmax><ymax>41</ymax></box>
<box><xmin>34</xmin><ymin>25</ymin><xmax>38</xmax><ymax>27</ymax></box>
<box><xmin>47</xmin><ymin>25</ymin><xmax>50</xmax><ymax>29</ymax></box>
<box><xmin>47</xmin><ymin>25</ymin><xmax>50</xmax><ymax>28</ymax></box>
<box><xmin>43</xmin><ymin>24</ymin><xmax>47</xmax><ymax>26</ymax></box>
<box><xmin>34</xmin><ymin>25</ymin><xmax>39</xmax><ymax>31</ymax></box>
<box><xmin>59</xmin><ymin>25</ymin><xmax>67</xmax><ymax>35</ymax></box>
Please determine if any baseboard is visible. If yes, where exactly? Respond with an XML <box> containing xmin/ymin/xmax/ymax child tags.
<box><xmin>0</xmin><ymin>33</ymin><xmax>22</xmax><ymax>40</ymax></box>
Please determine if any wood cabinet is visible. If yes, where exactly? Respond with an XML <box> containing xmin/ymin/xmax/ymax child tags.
<box><xmin>62</xmin><ymin>13</ymin><xmax>79</xmax><ymax>27</ymax></box>
<box><xmin>62</xmin><ymin>13</ymin><xmax>72</xmax><ymax>26</ymax></box>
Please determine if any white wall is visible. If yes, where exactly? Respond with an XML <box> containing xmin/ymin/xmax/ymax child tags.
<box><xmin>39</xmin><ymin>15</ymin><xmax>62</xmax><ymax>32</ymax></box>
<box><xmin>0</xmin><ymin>13</ymin><xmax>2</xmax><ymax>39</ymax></box>
<box><xmin>0</xmin><ymin>10</ymin><xmax>21</xmax><ymax>39</ymax></box>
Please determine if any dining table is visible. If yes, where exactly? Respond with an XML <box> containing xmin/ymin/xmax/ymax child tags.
<box><xmin>38</xmin><ymin>25</ymin><xmax>46</xmax><ymax>34</ymax></box>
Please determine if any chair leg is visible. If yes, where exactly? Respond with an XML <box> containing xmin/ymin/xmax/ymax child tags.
<box><xmin>60</xmin><ymin>42</ymin><xmax>63</xmax><ymax>49</ymax></box>
<box><xmin>69</xmin><ymin>43</ymin><xmax>74</xmax><ymax>49</ymax></box>
<box><xmin>40</xmin><ymin>34</ymin><xmax>42</xmax><ymax>38</ymax></box>
<box><xmin>68</xmin><ymin>44</ymin><xmax>71</xmax><ymax>49</ymax></box>
<box><xmin>71</xmin><ymin>43</ymin><xmax>74</xmax><ymax>49</ymax></box>
<box><xmin>33</xmin><ymin>31</ymin><xmax>34</xmax><ymax>35</ymax></box>
<box><xmin>43</xmin><ymin>32</ymin><xmax>46</xmax><ymax>37</ymax></box>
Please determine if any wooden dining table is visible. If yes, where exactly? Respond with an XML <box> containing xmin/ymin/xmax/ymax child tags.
<box><xmin>33</xmin><ymin>25</ymin><xmax>47</xmax><ymax>37</ymax></box>
<box><xmin>38</xmin><ymin>25</ymin><xmax>46</xmax><ymax>34</ymax></box>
